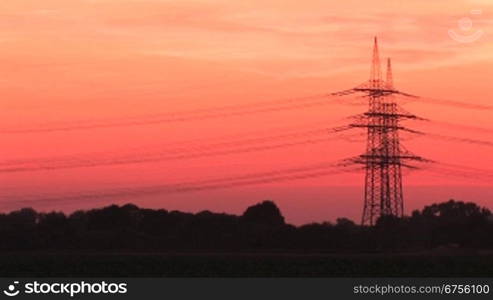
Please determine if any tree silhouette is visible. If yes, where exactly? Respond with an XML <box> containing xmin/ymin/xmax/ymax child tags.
<box><xmin>0</xmin><ymin>199</ymin><xmax>490</xmax><ymax>252</ymax></box>
<box><xmin>241</xmin><ymin>200</ymin><xmax>285</xmax><ymax>226</ymax></box>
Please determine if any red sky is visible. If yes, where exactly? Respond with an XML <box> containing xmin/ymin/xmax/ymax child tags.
<box><xmin>1</xmin><ymin>0</ymin><xmax>492</xmax><ymax>224</ymax></box>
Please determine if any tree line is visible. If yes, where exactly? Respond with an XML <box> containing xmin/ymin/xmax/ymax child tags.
<box><xmin>0</xmin><ymin>199</ymin><xmax>492</xmax><ymax>251</ymax></box>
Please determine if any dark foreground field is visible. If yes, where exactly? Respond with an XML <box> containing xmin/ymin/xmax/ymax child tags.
<box><xmin>2</xmin><ymin>252</ymin><xmax>493</xmax><ymax>277</ymax></box>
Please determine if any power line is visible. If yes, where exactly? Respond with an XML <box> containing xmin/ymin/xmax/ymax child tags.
<box><xmin>1</xmin><ymin>118</ymin><xmax>348</xmax><ymax>166</ymax></box>
<box><xmin>1</xmin><ymin>160</ymin><xmax>360</xmax><ymax>207</ymax></box>
<box><xmin>424</xmin><ymin>120</ymin><xmax>493</xmax><ymax>134</ymax></box>
<box><xmin>420</xmin><ymin>167</ymin><xmax>493</xmax><ymax>183</ymax></box>
<box><xmin>422</xmin><ymin>133</ymin><xmax>493</xmax><ymax>148</ymax></box>
<box><xmin>0</xmin><ymin>93</ymin><xmax>348</xmax><ymax>134</ymax></box>
<box><xmin>405</xmin><ymin>95</ymin><xmax>493</xmax><ymax>110</ymax></box>
<box><xmin>0</xmin><ymin>126</ymin><xmax>354</xmax><ymax>173</ymax></box>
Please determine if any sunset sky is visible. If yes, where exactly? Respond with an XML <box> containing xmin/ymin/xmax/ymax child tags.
<box><xmin>1</xmin><ymin>0</ymin><xmax>492</xmax><ymax>224</ymax></box>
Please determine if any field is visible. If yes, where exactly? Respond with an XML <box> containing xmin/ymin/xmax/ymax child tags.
<box><xmin>2</xmin><ymin>252</ymin><xmax>493</xmax><ymax>277</ymax></box>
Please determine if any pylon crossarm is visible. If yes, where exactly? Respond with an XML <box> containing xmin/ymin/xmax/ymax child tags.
<box><xmin>353</xmin><ymin>88</ymin><xmax>397</xmax><ymax>95</ymax></box>
<box><xmin>362</xmin><ymin>112</ymin><xmax>419</xmax><ymax>119</ymax></box>
<box><xmin>359</xmin><ymin>154</ymin><xmax>424</xmax><ymax>160</ymax></box>
<box><xmin>327</xmin><ymin>89</ymin><xmax>359</xmax><ymax>96</ymax></box>
<box><xmin>348</xmin><ymin>124</ymin><xmax>423</xmax><ymax>135</ymax></box>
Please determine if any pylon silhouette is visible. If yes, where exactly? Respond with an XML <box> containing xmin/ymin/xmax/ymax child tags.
<box><xmin>333</xmin><ymin>37</ymin><xmax>424</xmax><ymax>225</ymax></box>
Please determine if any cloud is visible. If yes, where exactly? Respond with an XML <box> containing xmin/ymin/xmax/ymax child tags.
<box><xmin>1</xmin><ymin>0</ymin><xmax>492</xmax><ymax>78</ymax></box>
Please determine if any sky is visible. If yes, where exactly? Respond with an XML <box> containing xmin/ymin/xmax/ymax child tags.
<box><xmin>1</xmin><ymin>0</ymin><xmax>493</xmax><ymax>224</ymax></box>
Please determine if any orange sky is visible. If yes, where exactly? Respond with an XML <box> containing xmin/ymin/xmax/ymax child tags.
<box><xmin>1</xmin><ymin>0</ymin><xmax>492</xmax><ymax>224</ymax></box>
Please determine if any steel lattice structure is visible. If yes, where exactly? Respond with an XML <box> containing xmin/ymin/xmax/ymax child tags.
<box><xmin>333</xmin><ymin>38</ymin><xmax>425</xmax><ymax>225</ymax></box>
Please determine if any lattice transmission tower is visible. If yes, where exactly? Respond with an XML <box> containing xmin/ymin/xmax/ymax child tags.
<box><xmin>334</xmin><ymin>37</ymin><xmax>425</xmax><ymax>225</ymax></box>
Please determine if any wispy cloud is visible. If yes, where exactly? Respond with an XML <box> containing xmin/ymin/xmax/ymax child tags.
<box><xmin>1</xmin><ymin>0</ymin><xmax>492</xmax><ymax>77</ymax></box>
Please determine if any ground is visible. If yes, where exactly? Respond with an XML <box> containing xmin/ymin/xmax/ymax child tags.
<box><xmin>2</xmin><ymin>252</ymin><xmax>493</xmax><ymax>277</ymax></box>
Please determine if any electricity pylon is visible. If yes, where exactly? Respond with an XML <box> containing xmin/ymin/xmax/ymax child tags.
<box><xmin>333</xmin><ymin>37</ymin><xmax>425</xmax><ymax>225</ymax></box>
